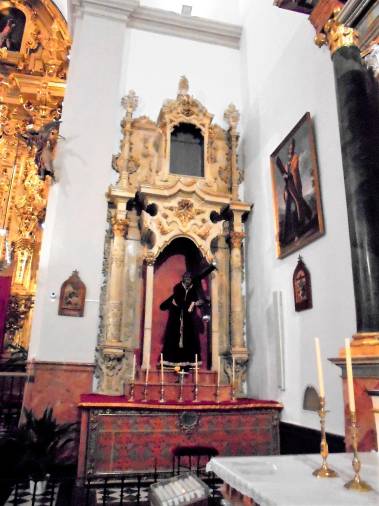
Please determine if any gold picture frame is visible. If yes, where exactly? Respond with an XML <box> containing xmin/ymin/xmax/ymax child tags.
<box><xmin>270</xmin><ymin>112</ymin><xmax>324</xmax><ymax>259</ymax></box>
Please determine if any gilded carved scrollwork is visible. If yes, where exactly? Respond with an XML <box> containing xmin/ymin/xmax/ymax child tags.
<box><xmin>0</xmin><ymin>1</ymin><xmax>70</xmax><ymax>350</ymax></box>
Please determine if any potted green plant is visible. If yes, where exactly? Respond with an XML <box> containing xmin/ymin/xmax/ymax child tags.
<box><xmin>7</xmin><ymin>407</ymin><xmax>77</xmax><ymax>493</ymax></box>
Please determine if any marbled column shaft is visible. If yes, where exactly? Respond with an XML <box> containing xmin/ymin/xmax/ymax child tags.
<box><xmin>332</xmin><ymin>46</ymin><xmax>379</xmax><ymax>333</ymax></box>
<box><xmin>106</xmin><ymin>218</ymin><xmax>127</xmax><ymax>342</ymax></box>
<box><xmin>230</xmin><ymin>231</ymin><xmax>245</xmax><ymax>349</ymax></box>
<box><xmin>142</xmin><ymin>258</ymin><xmax>155</xmax><ymax>369</ymax></box>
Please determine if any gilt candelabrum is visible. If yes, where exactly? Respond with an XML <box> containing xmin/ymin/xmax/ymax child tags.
<box><xmin>312</xmin><ymin>397</ymin><xmax>338</xmax><ymax>478</ymax></box>
<box><xmin>344</xmin><ymin>411</ymin><xmax>372</xmax><ymax>492</ymax></box>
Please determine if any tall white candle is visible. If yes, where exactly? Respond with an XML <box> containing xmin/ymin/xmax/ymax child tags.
<box><xmin>314</xmin><ymin>338</ymin><xmax>325</xmax><ymax>398</ymax></box>
<box><xmin>232</xmin><ymin>356</ymin><xmax>235</xmax><ymax>385</ymax></box>
<box><xmin>131</xmin><ymin>353</ymin><xmax>136</xmax><ymax>382</ymax></box>
<box><xmin>160</xmin><ymin>353</ymin><xmax>164</xmax><ymax>385</ymax></box>
<box><xmin>345</xmin><ymin>338</ymin><xmax>356</xmax><ymax>413</ymax></box>
<box><xmin>217</xmin><ymin>356</ymin><xmax>221</xmax><ymax>387</ymax></box>
<box><xmin>195</xmin><ymin>354</ymin><xmax>198</xmax><ymax>385</ymax></box>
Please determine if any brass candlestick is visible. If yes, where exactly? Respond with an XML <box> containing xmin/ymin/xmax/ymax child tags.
<box><xmin>215</xmin><ymin>384</ymin><xmax>220</xmax><ymax>403</ymax></box>
<box><xmin>193</xmin><ymin>383</ymin><xmax>199</xmax><ymax>402</ymax></box>
<box><xmin>344</xmin><ymin>411</ymin><xmax>372</xmax><ymax>492</ymax></box>
<box><xmin>178</xmin><ymin>370</ymin><xmax>185</xmax><ymax>403</ymax></box>
<box><xmin>312</xmin><ymin>397</ymin><xmax>338</xmax><ymax>478</ymax></box>
<box><xmin>159</xmin><ymin>383</ymin><xmax>165</xmax><ymax>403</ymax></box>
<box><xmin>129</xmin><ymin>381</ymin><xmax>135</xmax><ymax>402</ymax></box>
<box><xmin>142</xmin><ymin>382</ymin><xmax>148</xmax><ymax>402</ymax></box>
<box><xmin>231</xmin><ymin>382</ymin><xmax>236</xmax><ymax>402</ymax></box>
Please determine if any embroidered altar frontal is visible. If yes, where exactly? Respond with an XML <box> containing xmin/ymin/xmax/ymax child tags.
<box><xmin>78</xmin><ymin>395</ymin><xmax>282</xmax><ymax>477</ymax></box>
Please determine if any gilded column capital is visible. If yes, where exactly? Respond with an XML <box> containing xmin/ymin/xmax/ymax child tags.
<box><xmin>315</xmin><ymin>10</ymin><xmax>359</xmax><ymax>55</ymax></box>
<box><xmin>112</xmin><ymin>218</ymin><xmax>128</xmax><ymax>237</ymax></box>
<box><xmin>145</xmin><ymin>253</ymin><xmax>156</xmax><ymax>266</ymax></box>
<box><xmin>230</xmin><ymin>231</ymin><xmax>245</xmax><ymax>249</ymax></box>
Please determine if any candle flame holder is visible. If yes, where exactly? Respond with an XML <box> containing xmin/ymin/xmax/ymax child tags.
<box><xmin>344</xmin><ymin>411</ymin><xmax>372</xmax><ymax>492</ymax></box>
<box><xmin>312</xmin><ymin>397</ymin><xmax>338</xmax><ymax>478</ymax></box>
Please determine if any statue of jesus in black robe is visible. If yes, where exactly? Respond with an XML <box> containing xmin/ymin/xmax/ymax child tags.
<box><xmin>160</xmin><ymin>272</ymin><xmax>203</xmax><ymax>366</ymax></box>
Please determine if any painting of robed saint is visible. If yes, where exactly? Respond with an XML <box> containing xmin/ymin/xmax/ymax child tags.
<box><xmin>270</xmin><ymin>112</ymin><xmax>324</xmax><ymax>259</ymax></box>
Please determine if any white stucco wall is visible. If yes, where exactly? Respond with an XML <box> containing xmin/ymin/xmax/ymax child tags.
<box><xmin>122</xmin><ymin>28</ymin><xmax>242</xmax><ymax>125</ymax></box>
<box><xmin>240</xmin><ymin>1</ymin><xmax>355</xmax><ymax>435</ymax></box>
<box><xmin>29</xmin><ymin>12</ymin><xmax>130</xmax><ymax>363</ymax></box>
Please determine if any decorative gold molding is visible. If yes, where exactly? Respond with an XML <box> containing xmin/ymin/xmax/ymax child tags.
<box><xmin>315</xmin><ymin>9</ymin><xmax>360</xmax><ymax>54</ymax></box>
<box><xmin>230</xmin><ymin>231</ymin><xmax>245</xmax><ymax>249</ymax></box>
<box><xmin>352</xmin><ymin>331</ymin><xmax>379</xmax><ymax>346</ymax></box>
<box><xmin>112</xmin><ymin>218</ymin><xmax>128</xmax><ymax>237</ymax></box>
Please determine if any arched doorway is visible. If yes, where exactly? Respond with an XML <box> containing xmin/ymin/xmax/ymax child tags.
<box><xmin>150</xmin><ymin>237</ymin><xmax>211</xmax><ymax>369</ymax></box>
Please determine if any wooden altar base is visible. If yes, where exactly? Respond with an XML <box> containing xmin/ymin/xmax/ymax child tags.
<box><xmin>77</xmin><ymin>394</ymin><xmax>282</xmax><ymax>479</ymax></box>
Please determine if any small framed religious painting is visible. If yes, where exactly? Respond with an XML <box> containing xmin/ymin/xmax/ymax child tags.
<box><xmin>58</xmin><ymin>270</ymin><xmax>86</xmax><ymax>317</ymax></box>
<box><xmin>270</xmin><ymin>112</ymin><xmax>324</xmax><ymax>259</ymax></box>
<box><xmin>293</xmin><ymin>256</ymin><xmax>312</xmax><ymax>312</ymax></box>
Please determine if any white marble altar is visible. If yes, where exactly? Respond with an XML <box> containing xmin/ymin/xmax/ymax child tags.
<box><xmin>206</xmin><ymin>452</ymin><xmax>379</xmax><ymax>506</ymax></box>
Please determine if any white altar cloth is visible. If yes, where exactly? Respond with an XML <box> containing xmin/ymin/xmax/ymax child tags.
<box><xmin>206</xmin><ymin>452</ymin><xmax>379</xmax><ymax>505</ymax></box>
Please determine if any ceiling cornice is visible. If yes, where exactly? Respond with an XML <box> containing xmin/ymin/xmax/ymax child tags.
<box><xmin>128</xmin><ymin>6</ymin><xmax>242</xmax><ymax>49</ymax></box>
<box><xmin>69</xmin><ymin>1</ymin><xmax>241</xmax><ymax>49</ymax></box>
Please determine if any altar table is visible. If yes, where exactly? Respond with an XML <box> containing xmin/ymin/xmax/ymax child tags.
<box><xmin>77</xmin><ymin>394</ymin><xmax>282</xmax><ymax>477</ymax></box>
<box><xmin>206</xmin><ymin>452</ymin><xmax>379</xmax><ymax>505</ymax></box>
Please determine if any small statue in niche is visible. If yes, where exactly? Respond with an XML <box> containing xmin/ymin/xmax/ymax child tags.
<box><xmin>18</xmin><ymin>121</ymin><xmax>62</xmax><ymax>181</ymax></box>
<box><xmin>0</xmin><ymin>18</ymin><xmax>16</xmax><ymax>49</ymax></box>
<box><xmin>160</xmin><ymin>264</ymin><xmax>215</xmax><ymax>366</ymax></box>
<box><xmin>58</xmin><ymin>270</ymin><xmax>86</xmax><ymax>317</ymax></box>
<box><xmin>293</xmin><ymin>255</ymin><xmax>312</xmax><ymax>311</ymax></box>
<box><xmin>0</xmin><ymin>9</ymin><xmax>26</xmax><ymax>52</ymax></box>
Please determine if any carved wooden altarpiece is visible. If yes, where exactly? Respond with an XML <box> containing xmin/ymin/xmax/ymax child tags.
<box><xmin>97</xmin><ymin>78</ymin><xmax>251</xmax><ymax>396</ymax></box>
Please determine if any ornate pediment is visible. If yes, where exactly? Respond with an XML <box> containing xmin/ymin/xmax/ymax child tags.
<box><xmin>158</xmin><ymin>78</ymin><xmax>213</xmax><ymax>134</ymax></box>
<box><xmin>112</xmin><ymin>77</ymin><xmax>243</xmax><ymax>197</ymax></box>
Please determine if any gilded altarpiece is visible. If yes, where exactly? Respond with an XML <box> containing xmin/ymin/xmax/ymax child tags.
<box><xmin>0</xmin><ymin>0</ymin><xmax>70</xmax><ymax>353</ymax></box>
<box><xmin>97</xmin><ymin>78</ymin><xmax>251</xmax><ymax>396</ymax></box>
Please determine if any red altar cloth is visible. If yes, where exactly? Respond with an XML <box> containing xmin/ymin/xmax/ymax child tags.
<box><xmin>78</xmin><ymin>394</ymin><xmax>282</xmax><ymax>477</ymax></box>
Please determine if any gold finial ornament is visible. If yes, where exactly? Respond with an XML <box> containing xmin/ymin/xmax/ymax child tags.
<box><xmin>224</xmin><ymin>103</ymin><xmax>240</xmax><ymax>130</ymax></box>
<box><xmin>121</xmin><ymin>90</ymin><xmax>139</xmax><ymax>119</ymax></box>
<box><xmin>315</xmin><ymin>9</ymin><xmax>359</xmax><ymax>55</ymax></box>
<box><xmin>178</xmin><ymin>75</ymin><xmax>189</xmax><ymax>96</ymax></box>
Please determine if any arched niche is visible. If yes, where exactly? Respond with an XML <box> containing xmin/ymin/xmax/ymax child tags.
<box><xmin>149</xmin><ymin>237</ymin><xmax>211</xmax><ymax>369</ymax></box>
<box><xmin>0</xmin><ymin>7</ymin><xmax>26</xmax><ymax>52</ymax></box>
<box><xmin>169</xmin><ymin>123</ymin><xmax>204</xmax><ymax>177</ymax></box>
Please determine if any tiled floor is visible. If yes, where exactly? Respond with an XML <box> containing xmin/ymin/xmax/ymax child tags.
<box><xmin>5</xmin><ymin>481</ymin><xmax>59</xmax><ymax>506</ymax></box>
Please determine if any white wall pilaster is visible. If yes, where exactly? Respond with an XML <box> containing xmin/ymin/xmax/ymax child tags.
<box><xmin>29</xmin><ymin>5</ymin><xmax>130</xmax><ymax>363</ymax></box>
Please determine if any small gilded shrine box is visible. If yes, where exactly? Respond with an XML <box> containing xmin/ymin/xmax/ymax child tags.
<box><xmin>58</xmin><ymin>270</ymin><xmax>86</xmax><ymax>317</ymax></box>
